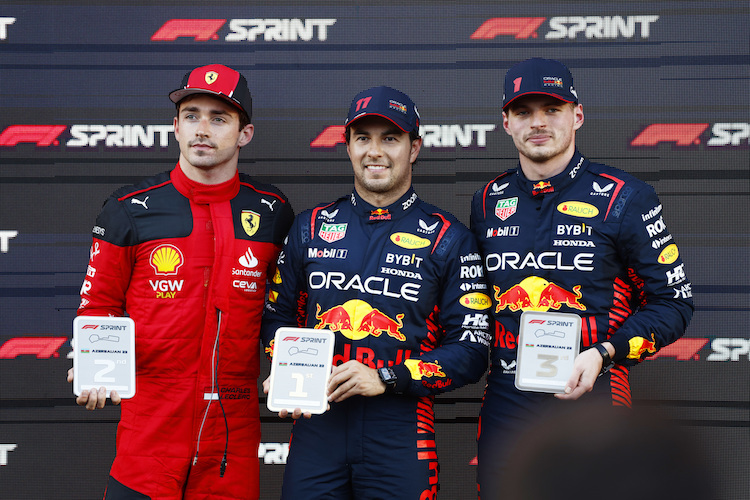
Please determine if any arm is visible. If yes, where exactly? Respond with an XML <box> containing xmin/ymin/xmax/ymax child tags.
<box><xmin>69</xmin><ymin>197</ymin><xmax>135</xmax><ymax>409</ymax></box>
<box><xmin>330</xmin><ymin>222</ymin><xmax>490</xmax><ymax>400</ymax></box>
<box><xmin>260</xmin><ymin>214</ymin><xmax>314</xmax><ymax>418</ymax></box>
<box><xmin>606</xmin><ymin>185</ymin><xmax>694</xmax><ymax>364</ymax></box>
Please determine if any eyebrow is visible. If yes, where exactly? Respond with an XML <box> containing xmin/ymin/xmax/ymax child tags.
<box><xmin>180</xmin><ymin>105</ymin><xmax>231</xmax><ymax>116</ymax></box>
<box><xmin>352</xmin><ymin>126</ymin><xmax>403</xmax><ymax>136</ymax></box>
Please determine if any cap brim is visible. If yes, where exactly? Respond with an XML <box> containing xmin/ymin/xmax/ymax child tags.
<box><xmin>345</xmin><ymin>112</ymin><xmax>411</xmax><ymax>133</ymax></box>
<box><xmin>503</xmin><ymin>91</ymin><xmax>576</xmax><ymax>110</ymax></box>
<box><xmin>169</xmin><ymin>88</ymin><xmax>246</xmax><ymax>115</ymax></box>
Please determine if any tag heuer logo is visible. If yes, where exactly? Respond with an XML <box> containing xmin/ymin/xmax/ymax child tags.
<box><xmin>495</xmin><ymin>197</ymin><xmax>518</xmax><ymax>221</ymax></box>
<box><xmin>319</xmin><ymin>223</ymin><xmax>347</xmax><ymax>243</ymax></box>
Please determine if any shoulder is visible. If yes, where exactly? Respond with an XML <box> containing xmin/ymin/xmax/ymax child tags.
<box><xmin>472</xmin><ymin>169</ymin><xmax>515</xmax><ymax>200</ymax></box>
<box><xmin>109</xmin><ymin>171</ymin><xmax>174</xmax><ymax>202</ymax></box>
<box><xmin>585</xmin><ymin>162</ymin><xmax>652</xmax><ymax>192</ymax></box>
<box><xmin>238</xmin><ymin>174</ymin><xmax>291</xmax><ymax>205</ymax></box>
<box><xmin>583</xmin><ymin>162</ymin><xmax>657</xmax><ymax>221</ymax></box>
<box><xmin>417</xmin><ymin>202</ymin><xmax>467</xmax><ymax>231</ymax></box>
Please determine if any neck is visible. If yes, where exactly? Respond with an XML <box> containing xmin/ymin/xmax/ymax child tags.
<box><xmin>178</xmin><ymin>156</ymin><xmax>238</xmax><ymax>185</ymax></box>
<box><xmin>355</xmin><ymin>185</ymin><xmax>411</xmax><ymax>208</ymax></box>
<box><xmin>518</xmin><ymin>147</ymin><xmax>575</xmax><ymax>181</ymax></box>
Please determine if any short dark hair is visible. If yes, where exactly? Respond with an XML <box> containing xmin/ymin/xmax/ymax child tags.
<box><xmin>175</xmin><ymin>94</ymin><xmax>250</xmax><ymax>130</ymax></box>
<box><xmin>344</xmin><ymin>126</ymin><xmax>420</xmax><ymax>144</ymax></box>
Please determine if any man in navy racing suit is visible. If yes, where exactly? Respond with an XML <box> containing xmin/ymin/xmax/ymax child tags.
<box><xmin>470</xmin><ymin>58</ymin><xmax>694</xmax><ymax>499</ymax></box>
<box><xmin>262</xmin><ymin>86</ymin><xmax>491</xmax><ymax>499</ymax></box>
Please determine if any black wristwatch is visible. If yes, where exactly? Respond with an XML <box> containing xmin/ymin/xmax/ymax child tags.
<box><xmin>592</xmin><ymin>343</ymin><xmax>615</xmax><ymax>375</ymax></box>
<box><xmin>377</xmin><ymin>367</ymin><xmax>397</xmax><ymax>392</ymax></box>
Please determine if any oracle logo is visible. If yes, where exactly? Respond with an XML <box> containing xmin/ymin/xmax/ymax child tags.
<box><xmin>630</xmin><ymin>123</ymin><xmax>749</xmax><ymax>147</ymax></box>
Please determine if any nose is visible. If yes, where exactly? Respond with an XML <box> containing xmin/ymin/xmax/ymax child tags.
<box><xmin>196</xmin><ymin>117</ymin><xmax>210</xmax><ymax>137</ymax></box>
<box><xmin>530</xmin><ymin>109</ymin><xmax>547</xmax><ymax>128</ymax></box>
<box><xmin>366</xmin><ymin>140</ymin><xmax>384</xmax><ymax>158</ymax></box>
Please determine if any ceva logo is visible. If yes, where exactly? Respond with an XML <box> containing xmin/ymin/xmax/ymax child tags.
<box><xmin>151</xmin><ymin>18</ymin><xmax>336</xmax><ymax>42</ymax></box>
<box><xmin>471</xmin><ymin>16</ymin><xmax>659</xmax><ymax>40</ymax></box>
<box><xmin>630</xmin><ymin>123</ymin><xmax>750</xmax><ymax>147</ymax></box>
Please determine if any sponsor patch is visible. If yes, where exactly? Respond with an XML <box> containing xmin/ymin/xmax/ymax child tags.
<box><xmin>319</xmin><ymin>223</ymin><xmax>347</xmax><ymax>243</ymax></box>
<box><xmin>495</xmin><ymin>197</ymin><xmax>518</xmax><ymax>221</ymax></box>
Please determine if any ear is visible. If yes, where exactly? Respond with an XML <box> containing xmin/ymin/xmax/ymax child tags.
<box><xmin>573</xmin><ymin>104</ymin><xmax>584</xmax><ymax>131</ymax></box>
<box><xmin>502</xmin><ymin>111</ymin><xmax>511</xmax><ymax>135</ymax></box>
<box><xmin>237</xmin><ymin>124</ymin><xmax>254</xmax><ymax>147</ymax></box>
<box><xmin>409</xmin><ymin>137</ymin><xmax>422</xmax><ymax>164</ymax></box>
<box><xmin>173</xmin><ymin>116</ymin><xmax>180</xmax><ymax>141</ymax></box>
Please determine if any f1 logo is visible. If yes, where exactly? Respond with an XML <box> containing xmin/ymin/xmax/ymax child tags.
<box><xmin>471</xmin><ymin>18</ymin><xmax>546</xmax><ymax>39</ymax></box>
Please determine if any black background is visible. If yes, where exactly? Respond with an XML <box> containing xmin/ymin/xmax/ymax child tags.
<box><xmin>0</xmin><ymin>1</ymin><xmax>748</xmax><ymax>498</ymax></box>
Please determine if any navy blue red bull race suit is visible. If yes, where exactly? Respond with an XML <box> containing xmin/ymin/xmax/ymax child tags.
<box><xmin>78</xmin><ymin>164</ymin><xmax>293</xmax><ymax>499</ymax></box>
<box><xmin>470</xmin><ymin>151</ymin><xmax>694</xmax><ymax>498</ymax></box>
<box><xmin>261</xmin><ymin>187</ymin><xmax>491</xmax><ymax>499</ymax></box>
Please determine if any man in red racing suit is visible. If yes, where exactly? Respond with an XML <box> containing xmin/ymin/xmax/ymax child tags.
<box><xmin>72</xmin><ymin>64</ymin><xmax>293</xmax><ymax>499</ymax></box>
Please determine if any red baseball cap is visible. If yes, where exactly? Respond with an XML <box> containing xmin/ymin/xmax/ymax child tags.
<box><xmin>169</xmin><ymin>64</ymin><xmax>252</xmax><ymax>121</ymax></box>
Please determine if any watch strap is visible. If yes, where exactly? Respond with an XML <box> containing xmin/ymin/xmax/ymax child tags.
<box><xmin>592</xmin><ymin>343</ymin><xmax>615</xmax><ymax>374</ymax></box>
<box><xmin>378</xmin><ymin>367</ymin><xmax>397</xmax><ymax>392</ymax></box>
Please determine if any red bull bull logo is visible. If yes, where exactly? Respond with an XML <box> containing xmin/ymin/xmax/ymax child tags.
<box><xmin>628</xmin><ymin>333</ymin><xmax>657</xmax><ymax>359</ymax></box>
<box><xmin>532</xmin><ymin>181</ymin><xmax>554</xmax><ymax>196</ymax></box>
<box><xmin>314</xmin><ymin>299</ymin><xmax>405</xmax><ymax>341</ymax></box>
<box><xmin>404</xmin><ymin>358</ymin><xmax>446</xmax><ymax>379</ymax></box>
<box><xmin>493</xmin><ymin>276</ymin><xmax>586</xmax><ymax>313</ymax></box>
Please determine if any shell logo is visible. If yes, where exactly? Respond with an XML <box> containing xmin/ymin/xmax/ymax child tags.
<box><xmin>149</xmin><ymin>244</ymin><xmax>184</xmax><ymax>275</ymax></box>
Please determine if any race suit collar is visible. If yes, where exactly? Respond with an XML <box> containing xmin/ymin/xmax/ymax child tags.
<box><xmin>171</xmin><ymin>163</ymin><xmax>241</xmax><ymax>203</ymax></box>
<box><xmin>516</xmin><ymin>150</ymin><xmax>588</xmax><ymax>197</ymax></box>
<box><xmin>350</xmin><ymin>186</ymin><xmax>420</xmax><ymax>222</ymax></box>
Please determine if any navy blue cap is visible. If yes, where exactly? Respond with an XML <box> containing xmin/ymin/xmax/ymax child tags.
<box><xmin>502</xmin><ymin>58</ymin><xmax>578</xmax><ymax>110</ymax></box>
<box><xmin>345</xmin><ymin>86</ymin><xmax>420</xmax><ymax>134</ymax></box>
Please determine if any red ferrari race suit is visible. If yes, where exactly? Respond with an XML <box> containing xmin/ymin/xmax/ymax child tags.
<box><xmin>470</xmin><ymin>150</ymin><xmax>694</xmax><ymax>498</ymax></box>
<box><xmin>77</xmin><ymin>164</ymin><xmax>293</xmax><ymax>499</ymax></box>
<box><xmin>261</xmin><ymin>188</ymin><xmax>491</xmax><ymax>499</ymax></box>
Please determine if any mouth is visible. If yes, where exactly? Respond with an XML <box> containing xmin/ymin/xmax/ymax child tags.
<box><xmin>190</xmin><ymin>141</ymin><xmax>215</xmax><ymax>151</ymax></box>
<box><xmin>527</xmin><ymin>134</ymin><xmax>552</xmax><ymax>145</ymax></box>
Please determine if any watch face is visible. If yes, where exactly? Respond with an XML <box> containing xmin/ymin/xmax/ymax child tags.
<box><xmin>379</xmin><ymin>367</ymin><xmax>396</xmax><ymax>385</ymax></box>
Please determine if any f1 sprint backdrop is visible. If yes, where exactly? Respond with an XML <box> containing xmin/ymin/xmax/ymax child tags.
<box><xmin>0</xmin><ymin>1</ymin><xmax>748</xmax><ymax>499</ymax></box>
